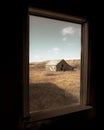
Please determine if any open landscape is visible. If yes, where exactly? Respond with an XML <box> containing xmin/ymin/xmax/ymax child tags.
<box><xmin>29</xmin><ymin>59</ymin><xmax>80</xmax><ymax>112</ymax></box>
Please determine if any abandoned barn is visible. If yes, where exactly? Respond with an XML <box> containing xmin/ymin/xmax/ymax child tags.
<box><xmin>46</xmin><ymin>59</ymin><xmax>73</xmax><ymax>71</ymax></box>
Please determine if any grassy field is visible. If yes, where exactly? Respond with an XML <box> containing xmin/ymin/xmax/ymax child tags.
<box><xmin>29</xmin><ymin>60</ymin><xmax>80</xmax><ymax>112</ymax></box>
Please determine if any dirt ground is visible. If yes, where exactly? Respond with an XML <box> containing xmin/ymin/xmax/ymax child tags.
<box><xmin>29</xmin><ymin>64</ymin><xmax>80</xmax><ymax>112</ymax></box>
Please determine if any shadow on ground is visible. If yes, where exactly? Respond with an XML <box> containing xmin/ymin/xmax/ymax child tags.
<box><xmin>29</xmin><ymin>82</ymin><xmax>79</xmax><ymax>112</ymax></box>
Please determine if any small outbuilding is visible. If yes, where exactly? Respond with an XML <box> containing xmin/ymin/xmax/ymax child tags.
<box><xmin>46</xmin><ymin>59</ymin><xmax>73</xmax><ymax>71</ymax></box>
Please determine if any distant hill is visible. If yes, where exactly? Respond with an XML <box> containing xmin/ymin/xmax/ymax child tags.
<box><xmin>29</xmin><ymin>59</ymin><xmax>80</xmax><ymax>71</ymax></box>
<box><xmin>66</xmin><ymin>59</ymin><xmax>80</xmax><ymax>68</ymax></box>
<box><xmin>29</xmin><ymin>60</ymin><xmax>49</xmax><ymax>71</ymax></box>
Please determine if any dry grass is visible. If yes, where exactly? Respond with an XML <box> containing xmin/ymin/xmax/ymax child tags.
<box><xmin>29</xmin><ymin>60</ymin><xmax>80</xmax><ymax>112</ymax></box>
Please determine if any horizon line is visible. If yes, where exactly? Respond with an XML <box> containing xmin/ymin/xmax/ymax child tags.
<box><xmin>29</xmin><ymin>58</ymin><xmax>80</xmax><ymax>63</ymax></box>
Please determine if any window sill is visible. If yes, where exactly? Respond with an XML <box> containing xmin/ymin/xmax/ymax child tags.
<box><xmin>25</xmin><ymin>104</ymin><xmax>93</xmax><ymax>122</ymax></box>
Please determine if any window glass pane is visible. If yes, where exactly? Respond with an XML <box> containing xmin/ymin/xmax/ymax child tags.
<box><xmin>29</xmin><ymin>15</ymin><xmax>81</xmax><ymax>112</ymax></box>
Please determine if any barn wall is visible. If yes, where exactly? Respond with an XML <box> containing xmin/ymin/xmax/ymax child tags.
<box><xmin>46</xmin><ymin>65</ymin><xmax>56</xmax><ymax>71</ymax></box>
<box><xmin>57</xmin><ymin>61</ymin><xmax>73</xmax><ymax>71</ymax></box>
<box><xmin>46</xmin><ymin>60</ymin><xmax>73</xmax><ymax>72</ymax></box>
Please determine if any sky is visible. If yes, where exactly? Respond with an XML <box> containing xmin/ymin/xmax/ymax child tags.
<box><xmin>29</xmin><ymin>15</ymin><xmax>81</xmax><ymax>63</ymax></box>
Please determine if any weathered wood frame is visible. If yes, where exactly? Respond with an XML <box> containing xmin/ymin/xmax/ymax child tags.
<box><xmin>23</xmin><ymin>7</ymin><xmax>92</xmax><ymax>122</ymax></box>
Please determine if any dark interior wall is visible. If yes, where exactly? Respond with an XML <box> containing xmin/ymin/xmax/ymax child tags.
<box><xmin>1</xmin><ymin>1</ymin><xmax>25</xmax><ymax>129</ymax></box>
<box><xmin>1</xmin><ymin>0</ymin><xmax>102</xmax><ymax>130</ymax></box>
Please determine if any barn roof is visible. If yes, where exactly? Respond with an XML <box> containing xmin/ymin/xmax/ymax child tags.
<box><xmin>46</xmin><ymin>59</ymin><xmax>64</xmax><ymax>66</ymax></box>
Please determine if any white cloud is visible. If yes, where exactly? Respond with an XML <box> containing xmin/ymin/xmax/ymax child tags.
<box><xmin>62</xmin><ymin>26</ymin><xmax>81</xmax><ymax>36</ymax></box>
<box><xmin>53</xmin><ymin>47</ymin><xmax>60</xmax><ymax>51</ymax></box>
<box><xmin>33</xmin><ymin>55</ymin><xmax>44</xmax><ymax>61</ymax></box>
<box><xmin>62</xmin><ymin>26</ymin><xmax>74</xmax><ymax>36</ymax></box>
<box><xmin>48</xmin><ymin>47</ymin><xmax>61</xmax><ymax>54</ymax></box>
<box><xmin>53</xmin><ymin>47</ymin><xmax>60</xmax><ymax>54</ymax></box>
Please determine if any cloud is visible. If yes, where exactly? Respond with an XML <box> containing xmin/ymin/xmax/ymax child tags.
<box><xmin>53</xmin><ymin>47</ymin><xmax>60</xmax><ymax>54</ymax></box>
<box><xmin>33</xmin><ymin>55</ymin><xmax>44</xmax><ymax>61</ymax></box>
<box><xmin>48</xmin><ymin>47</ymin><xmax>61</xmax><ymax>54</ymax></box>
<box><xmin>62</xmin><ymin>26</ymin><xmax>74</xmax><ymax>36</ymax></box>
<box><xmin>62</xmin><ymin>26</ymin><xmax>81</xmax><ymax>36</ymax></box>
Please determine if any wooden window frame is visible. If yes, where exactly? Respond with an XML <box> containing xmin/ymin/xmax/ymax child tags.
<box><xmin>23</xmin><ymin>7</ymin><xmax>92</xmax><ymax>122</ymax></box>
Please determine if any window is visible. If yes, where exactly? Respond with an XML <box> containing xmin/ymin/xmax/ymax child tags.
<box><xmin>23</xmin><ymin>7</ymin><xmax>92</xmax><ymax>121</ymax></box>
